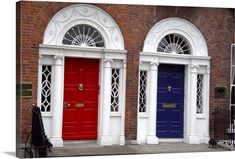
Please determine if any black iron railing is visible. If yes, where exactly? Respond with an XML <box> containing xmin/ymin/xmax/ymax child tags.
<box><xmin>24</xmin><ymin>105</ymin><xmax>53</xmax><ymax>158</ymax></box>
<box><xmin>213</xmin><ymin>107</ymin><xmax>235</xmax><ymax>147</ymax></box>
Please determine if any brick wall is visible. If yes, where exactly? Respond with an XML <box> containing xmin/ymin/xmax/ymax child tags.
<box><xmin>17</xmin><ymin>1</ymin><xmax>234</xmax><ymax>142</ymax></box>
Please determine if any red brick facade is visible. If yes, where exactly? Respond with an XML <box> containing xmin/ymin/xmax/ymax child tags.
<box><xmin>16</xmin><ymin>1</ymin><xmax>234</xmax><ymax>143</ymax></box>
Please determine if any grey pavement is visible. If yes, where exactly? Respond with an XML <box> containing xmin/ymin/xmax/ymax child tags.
<box><xmin>47</xmin><ymin>142</ymin><xmax>228</xmax><ymax>157</ymax></box>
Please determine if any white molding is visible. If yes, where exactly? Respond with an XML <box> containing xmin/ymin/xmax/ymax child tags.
<box><xmin>143</xmin><ymin>17</ymin><xmax>208</xmax><ymax>57</ymax></box>
<box><xmin>39</xmin><ymin>4</ymin><xmax>127</xmax><ymax>147</ymax></box>
<box><xmin>43</xmin><ymin>4</ymin><xmax>124</xmax><ymax>50</ymax></box>
<box><xmin>138</xmin><ymin>17</ymin><xmax>210</xmax><ymax>145</ymax></box>
<box><xmin>39</xmin><ymin>44</ymin><xmax>127</xmax><ymax>60</ymax></box>
<box><xmin>140</xmin><ymin>52</ymin><xmax>210</xmax><ymax>66</ymax></box>
<box><xmin>40</xmin><ymin>44</ymin><xmax>127</xmax><ymax>54</ymax></box>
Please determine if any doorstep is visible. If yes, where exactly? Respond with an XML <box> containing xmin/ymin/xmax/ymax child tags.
<box><xmin>48</xmin><ymin>142</ymin><xmax>227</xmax><ymax>157</ymax></box>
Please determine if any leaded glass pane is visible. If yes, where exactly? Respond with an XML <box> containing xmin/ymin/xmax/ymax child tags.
<box><xmin>231</xmin><ymin>105</ymin><xmax>235</xmax><ymax>123</ymax></box>
<box><xmin>196</xmin><ymin>74</ymin><xmax>203</xmax><ymax>114</ymax></box>
<box><xmin>41</xmin><ymin>65</ymin><xmax>52</xmax><ymax>112</ymax></box>
<box><xmin>139</xmin><ymin>71</ymin><xmax>147</xmax><ymax>112</ymax></box>
<box><xmin>232</xmin><ymin>66</ymin><xmax>235</xmax><ymax>85</ymax></box>
<box><xmin>232</xmin><ymin>86</ymin><xmax>235</xmax><ymax>105</ymax></box>
<box><xmin>111</xmin><ymin>69</ymin><xmax>120</xmax><ymax>112</ymax></box>
<box><xmin>232</xmin><ymin>45</ymin><xmax>235</xmax><ymax>65</ymax></box>
<box><xmin>62</xmin><ymin>24</ymin><xmax>105</xmax><ymax>47</ymax></box>
<box><xmin>157</xmin><ymin>34</ymin><xmax>191</xmax><ymax>55</ymax></box>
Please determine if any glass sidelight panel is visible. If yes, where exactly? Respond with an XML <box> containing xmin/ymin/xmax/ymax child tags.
<box><xmin>196</xmin><ymin>74</ymin><xmax>203</xmax><ymax>114</ymax></box>
<box><xmin>139</xmin><ymin>71</ymin><xmax>147</xmax><ymax>112</ymax></box>
<box><xmin>41</xmin><ymin>65</ymin><xmax>52</xmax><ymax>112</ymax></box>
<box><xmin>111</xmin><ymin>69</ymin><xmax>120</xmax><ymax>112</ymax></box>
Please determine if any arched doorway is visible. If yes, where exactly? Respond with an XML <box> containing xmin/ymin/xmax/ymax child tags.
<box><xmin>37</xmin><ymin>4</ymin><xmax>127</xmax><ymax>147</ymax></box>
<box><xmin>137</xmin><ymin>18</ymin><xmax>210</xmax><ymax>144</ymax></box>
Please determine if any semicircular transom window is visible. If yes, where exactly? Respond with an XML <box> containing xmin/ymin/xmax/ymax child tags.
<box><xmin>157</xmin><ymin>34</ymin><xmax>191</xmax><ymax>55</ymax></box>
<box><xmin>62</xmin><ymin>24</ymin><xmax>105</xmax><ymax>47</ymax></box>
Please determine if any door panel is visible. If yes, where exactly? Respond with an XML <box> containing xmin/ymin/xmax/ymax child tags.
<box><xmin>62</xmin><ymin>58</ymin><xmax>99</xmax><ymax>140</ymax></box>
<box><xmin>156</xmin><ymin>64</ymin><xmax>184</xmax><ymax>138</ymax></box>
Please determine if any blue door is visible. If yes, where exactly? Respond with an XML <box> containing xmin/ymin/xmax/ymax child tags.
<box><xmin>156</xmin><ymin>64</ymin><xmax>184</xmax><ymax>138</ymax></box>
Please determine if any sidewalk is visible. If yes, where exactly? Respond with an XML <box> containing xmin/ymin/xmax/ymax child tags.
<box><xmin>48</xmin><ymin>142</ymin><xmax>227</xmax><ymax>157</ymax></box>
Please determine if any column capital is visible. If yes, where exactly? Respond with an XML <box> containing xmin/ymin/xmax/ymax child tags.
<box><xmin>54</xmin><ymin>55</ymin><xmax>64</xmax><ymax>60</ymax></box>
<box><xmin>103</xmin><ymin>58</ymin><xmax>113</xmax><ymax>63</ymax></box>
<box><xmin>150</xmin><ymin>61</ymin><xmax>159</xmax><ymax>66</ymax></box>
<box><xmin>54</xmin><ymin>55</ymin><xmax>64</xmax><ymax>66</ymax></box>
<box><xmin>103</xmin><ymin>58</ymin><xmax>113</xmax><ymax>68</ymax></box>
<box><xmin>150</xmin><ymin>61</ymin><xmax>159</xmax><ymax>71</ymax></box>
<box><xmin>190</xmin><ymin>64</ymin><xmax>199</xmax><ymax>73</ymax></box>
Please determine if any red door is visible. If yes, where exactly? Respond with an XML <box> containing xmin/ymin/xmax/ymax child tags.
<box><xmin>62</xmin><ymin>57</ymin><xmax>99</xmax><ymax>140</ymax></box>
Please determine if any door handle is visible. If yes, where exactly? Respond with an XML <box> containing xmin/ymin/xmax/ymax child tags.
<box><xmin>75</xmin><ymin>103</ymin><xmax>85</xmax><ymax>107</ymax></box>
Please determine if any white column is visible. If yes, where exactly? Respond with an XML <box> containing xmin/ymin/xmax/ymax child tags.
<box><xmin>99</xmin><ymin>58</ymin><xmax>113</xmax><ymax>145</ymax></box>
<box><xmin>204</xmin><ymin>66</ymin><xmax>210</xmax><ymax>143</ymax></box>
<box><xmin>186</xmin><ymin>64</ymin><xmax>200</xmax><ymax>144</ymax></box>
<box><xmin>37</xmin><ymin>55</ymin><xmax>42</xmax><ymax>107</ymax></box>
<box><xmin>50</xmin><ymin>55</ymin><xmax>64</xmax><ymax>147</ymax></box>
<box><xmin>119</xmin><ymin>60</ymin><xmax>126</xmax><ymax>145</ymax></box>
<box><xmin>147</xmin><ymin>62</ymin><xmax>159</xmax><ymax>144</ymax></box>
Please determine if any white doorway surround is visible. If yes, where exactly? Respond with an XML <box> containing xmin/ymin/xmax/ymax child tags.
<box><xmin>37</xmin><ymin>4</ymin><xmax>127</xmax><ymax>147</ymax></box>
<box><xmin>137</xmin><ymin>18</ymin><xmax>211</xmax><ymax>144</ymax></box>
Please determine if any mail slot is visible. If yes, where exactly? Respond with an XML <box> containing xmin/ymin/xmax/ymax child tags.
<box><xmin>162</xmin><ymin>103</ymin><xmax>176</xmax><ymax>108</ymax></box>
<box><xmin>75</xmin><ymin>103</ymin><xmax>85</xmax><ymax>107</ymax></box>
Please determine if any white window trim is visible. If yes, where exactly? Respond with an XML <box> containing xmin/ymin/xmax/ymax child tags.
<box><xmin>37</xmin><ymin>55</ymin><xmax>55</xmax><ymax>117</ymax></box>
<box><xmin>110</xmin><ymin>62</ymin><xmax>123</xmax><ymax>116</ymax></box>
<box><xmin>138</xmin><ymin>62</ymin><xmax>150</xmax><ymax>117</ymax></box>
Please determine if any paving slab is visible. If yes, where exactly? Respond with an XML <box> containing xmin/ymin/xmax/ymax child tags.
<box><xmin>47</xmin><ymin>142</ymin><xmax>227</xmax><ymax>157</ymax></box>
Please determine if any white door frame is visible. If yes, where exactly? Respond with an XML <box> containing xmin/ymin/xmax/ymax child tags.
<box><xmin>37</xmin><ymin>4</ymin><xmax>127</xmax><ymax>147</ymax></box>
<box><xmin>137</xmin><ymin>18</ymin><xmax>210</xmax><ymax>144</ymax></box>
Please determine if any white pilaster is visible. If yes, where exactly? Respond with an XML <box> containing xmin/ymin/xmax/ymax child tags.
<box><xmin>146</xmin><ymin>61</ymin><xmax>159</xmax><ymax>144</ymax></box>
<box><xmin>119</xmin><ymin>60</ymin><xmax>126</xmax><ymax>145</ymax></box>
<box><xmin>186</xmin><ymin>64</ymin><xmax>200</xmax><ymax>144</ymax></box>
<box><xmin>99</xmin><ymin>58</ymin><xmax>113</xmax><ymax>145</ymax></box>
<box><xmin>37</xmin><ymin>55</ymin><xmax>42</xmax><ymax>107</ymax></box>
<box><xmin>204</xmin><ymin>66</ymin><xmax>210</xmax><ymax>143</ymax></box>
<box><xmin>50</xmin><ymin>55</ymin><xmax>64</xmax><ymax>147</ymax></box>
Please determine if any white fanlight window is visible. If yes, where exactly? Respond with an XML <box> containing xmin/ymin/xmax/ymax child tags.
<box><xmin>157</xmin><ymin>34</ymin><xmax>191</xmax><ymax>54</ymax></box>
<box><xmin>62</xmin><ymin>24</ymin><xmax>105</xmax><ymax>47</ymax></box>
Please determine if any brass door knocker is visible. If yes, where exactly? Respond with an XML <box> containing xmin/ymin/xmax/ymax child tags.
<box><xmin>78</xmin><ymin>83</ymin><xmax>84</xmax><ymax>91</ymax></box>
<box><xmin>168</xmin><ymin>85</ymin><xmax>172</xmax><ymax>92</ymax></box>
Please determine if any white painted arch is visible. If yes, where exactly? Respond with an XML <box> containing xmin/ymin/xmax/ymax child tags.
<box><xmin>143</xmin><ymin>17</ymin><xmax>208</xmax><ymax>56</ymax></box>
<box><xmin>138</xmin><ymin>17</ymin><xmax>210</xmax><ymax>145</ymax></box>
<box><xmin>38</xmin><ymin>4</ymin><xmax>127</xmax><ymax>147</ymax></box>
<box><xmin>43</xmin><ymin>4</ymin><xmax>124</xmax><ymax>50</ymax></box>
